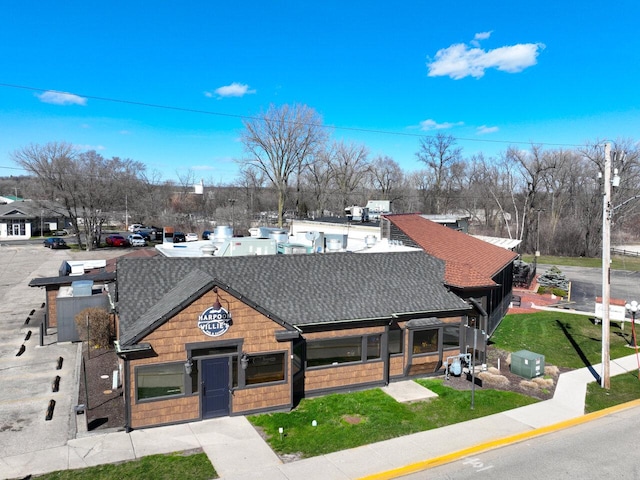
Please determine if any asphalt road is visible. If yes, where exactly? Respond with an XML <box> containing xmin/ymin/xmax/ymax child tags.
<box><xmin>538</xmin><ymin>264</ymin><xmax>640</xmax><ymax>313</ymax></box>
<box><xmin>400</xmin><ymin>404</ymin><xmax>640</xmax><ymax>479</ymax></box>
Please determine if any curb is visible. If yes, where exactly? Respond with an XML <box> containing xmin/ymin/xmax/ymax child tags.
<box><xmin>359</xmin><ymin>398</ymin><xmax>640</xmax><ymax>480</ymax></box>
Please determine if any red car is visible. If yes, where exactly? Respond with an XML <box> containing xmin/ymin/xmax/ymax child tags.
<box><xmin>105</xmin><ymin>234</ymin><xmax>129</xmax><ymax>247</ymax></box>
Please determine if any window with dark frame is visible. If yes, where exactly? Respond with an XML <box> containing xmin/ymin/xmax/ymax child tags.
<box><xmin>307</xmin><ymin>337</ymin><xmax>362</xmax><ymax>367</ymax></box>
<box><xmin>388</xmin><ymin>328</ymin><xmax>404</xmax><ymax>355</ymax></box>
<box><xmin>136</xmin><ymin>363</ymin><xmax>185</xmax><ymax>400</ymax></box>
<box><xmin>245</xmin><ymin>352</ymin><xmax>286</xmax><ymax>385</ymax></box>
<box><xmin>412</xmin><ymin>328</ymin><xmax>439</xmax><ymax>354</ymax></box>
<box><xmin>442</xmin><ymin>325</ymin><xmax>460</xmax><ymax>349</ymax></box>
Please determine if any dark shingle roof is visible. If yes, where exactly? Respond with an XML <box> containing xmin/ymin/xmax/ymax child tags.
<box><xmin>384</xmin><ymin>214</ymin><xmax>518</xmax><ymax>289</ymax></box>
<box><xmin>116</xmin><ymin>252</ymin><xmax>470</xmax><ymax>346</ymax></box>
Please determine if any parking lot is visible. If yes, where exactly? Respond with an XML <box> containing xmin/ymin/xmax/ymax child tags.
<box><xmin>0</xmin><ymin>244</ymin><xmax>126</xmax><ymax>464</ymax></box>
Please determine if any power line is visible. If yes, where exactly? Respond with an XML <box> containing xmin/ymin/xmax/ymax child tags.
<box><xmin>0</xmin><ymin>82</ymin><xmax>586</xmax><ymax>149</ymax></box>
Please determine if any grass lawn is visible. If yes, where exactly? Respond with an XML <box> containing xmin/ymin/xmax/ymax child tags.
<box><xmin>33</xmin><ymin>451</ymin><xmax>216</xmax><ymax>480</ymax></box>
<box><xmin>491</xmin><ymin>311</ymin><xmax>634</xmax><ymax>369</ymax></box>
<box><xmin>585</xmin><ymin>370</ymin><xmax>640</xmax><ymax>413</ymax></box>
<box><xmin>248</xmin><ymin>380</ymin><xmax>536</xmax><ymax>458</ymax></box>
<box><xmin>520</xmin><ymin>254</ymin><xmax>640</xmax><ymax>271</ymax></box>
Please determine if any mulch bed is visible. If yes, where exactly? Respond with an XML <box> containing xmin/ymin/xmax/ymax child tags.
<box><xmin>77</xmin><ymin>344</ymin><xmax>126</xmax><ymax>431</ymax></box>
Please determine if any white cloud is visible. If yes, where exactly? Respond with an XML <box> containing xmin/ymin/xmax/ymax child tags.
<box><xmin>471</xmin><ymin>31</ymin><xmax>492</xmax><ymax>47</ymax></box>
<box><xmin>206</xmin><ymin>82</ymin><xmax>256</xmax><ymax>98</ymax></box>
<box><xmin>427</xmin><ymin>37</ymin><xmax>545</xmax><ymax>79</ymax></box>
<box><xmin>192</xmin><ymin>164</ymin><xmax>216</xmax><ymax>171</ymax></box>
<box><xmin>477</xmin><ymin>125</ymin><xmax>499</xmax><ymax>135</ymax></box>
<box><xmin>73</xmin><ymin>144</ymin><xmax>105</xmax><ymax>151</ymax></box>
<box><xmin>419</xmin><ymin>119</ymin><xmax>463</xmax><ymax>131</ymax></box>
<box><xmin>38</xmin><ymin>91</ymin><xmax>87</xmax><ymax>106</ymax></box>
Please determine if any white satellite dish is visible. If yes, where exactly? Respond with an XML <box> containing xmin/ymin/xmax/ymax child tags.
<box><xmin>305</xmin><ymin>231</ymin><xmax>320</xmax><ymax>241</ymax></box>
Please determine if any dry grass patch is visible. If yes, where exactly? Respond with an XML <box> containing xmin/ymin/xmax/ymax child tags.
<box><xmin>532</xmin><ymin>376</ymin><xmax>554</xmax><ymax>389</ymax></box>
<box><xmin>545</xmin><ymin>365</ymin><xmax>559</xmax><ymax>376</ymax></box>
<box><xmin>477</xmin><ymin>371</ymin><xmax>510</xmax><ymax>387</ymax></box>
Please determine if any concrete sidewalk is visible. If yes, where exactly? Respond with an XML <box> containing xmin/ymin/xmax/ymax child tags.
<box><xmin>3</xmin><ymin>353</ymin><xmax>639</xmax><ymax>480</ymax></box>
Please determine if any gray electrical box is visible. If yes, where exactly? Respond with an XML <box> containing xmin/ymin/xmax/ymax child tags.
<box><xmin>510</xmin><ymin>350</ymin><xmax>545</xmax><ymax>379</ymax></box>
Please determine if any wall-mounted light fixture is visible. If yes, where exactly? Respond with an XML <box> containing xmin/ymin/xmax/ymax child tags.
<box><xmin>240</xmin><ymin>353</ymin><xmax>249</xmax><ymax>370</ymax></box>
<box><xmin>184</xmin><ymin>359</ymin><xmax>193</xmax><ymax>375</ymax></box>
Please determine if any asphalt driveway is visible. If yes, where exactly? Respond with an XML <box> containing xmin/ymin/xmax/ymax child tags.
<box><xmin>0</xmin><ymin>244</ymin><xmax>125</xmax><ymax>461</ymax></box>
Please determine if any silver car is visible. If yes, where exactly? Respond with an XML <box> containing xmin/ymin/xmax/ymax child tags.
<box><xmin>127</xmin><ymin>233</ymin><xmax>147</xmax><ymax>247</ymax></box>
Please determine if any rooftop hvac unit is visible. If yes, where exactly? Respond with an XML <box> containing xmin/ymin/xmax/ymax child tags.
<box><xmin>213</xmin><ymin>226</ymin><xmax>233</xmax><ymax>240</ymax></box>
<box><xmin>268</xmin><ymin>230</ymin><xmax>288</xmax><ymax>243</ymax></box>
<box><xmin>326</xmin><ymin>238</ymin><xmax>342</xmax><ymax>251</ymax></box>
<box><xmin>510</xmin><ymin>350</ymin><xmax>545</xmax><ymax>379</ymax></box>
<box><xmin>364</xmin><ymin>235</ymin><xmax>377</xmax><ymax>247</ymax></box>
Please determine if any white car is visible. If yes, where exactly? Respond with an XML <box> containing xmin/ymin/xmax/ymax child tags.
<box><xmin>128</xmin><ymin>224</ymin><xmax>143</xmax><ymax>232</ymax></box>
<box><xmin>185</xmin><ymin>233</ymin><xmax>199</xmax><ymax>242</ymax></box>
<box><xmin>127</xmin><ymin>234</ymin><xmax>146</xmax><ymax>247</ymax></box>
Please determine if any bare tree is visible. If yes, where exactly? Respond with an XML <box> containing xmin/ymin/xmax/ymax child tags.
<box><xmin>415</xmin><ymin>133</ymin><xmax>463</xmax><ymax>214</ymax></box>
<box><xmin>368</xmin><ymin>155</ymin><xmax>403</xmax><ymax>201</ymax></box>
<box><xmin>303</xmin><ymin>146</ymin><xmax>334</xmax><ymax>217</ymax></box>
<box><xmin>240</xmin><ymin>104</ymin><xmax>328</xmax><ymax>227</ymax></box>
<box><xmin>328</xmin><ymin>140</ymin><xmax>370</xmax><ymax>210</ymax></box>
<box><xmin>12</xmin><ymin>142</ymin><xmax>145</xmax><ymax>250</ymax></box>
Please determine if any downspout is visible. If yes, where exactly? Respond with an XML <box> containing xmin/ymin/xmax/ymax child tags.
<box><xmin>123</xmin><ymin>355</ymin><xmax>131</xmax><ymax>433</ymax></box>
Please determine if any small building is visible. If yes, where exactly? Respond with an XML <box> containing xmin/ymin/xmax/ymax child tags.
<box><xmin>0</xmin><ymin>200</ymin><xmax>70</xmax><ymax>239</ymax></box>
<box><xmin>114</xmin><ymin>252</ymin><xmax>473</xmax><ymax>430</ymax></box>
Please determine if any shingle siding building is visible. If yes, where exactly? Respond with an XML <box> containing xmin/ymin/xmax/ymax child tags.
<box><xmin>381</xmin><ymin>214</ymin><xmax>518</xmax><ymax>336</ymax></box>
<box><xmin>115</xmin><ymin>252</ymin><xmax>473</xmax><ymax>429</ymax></box>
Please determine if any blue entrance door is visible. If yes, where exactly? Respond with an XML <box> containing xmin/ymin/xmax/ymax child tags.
<box><xmin>202</xmin><ymin>357</ymin><xmax>230</xmax><ymax>418</ymax></box>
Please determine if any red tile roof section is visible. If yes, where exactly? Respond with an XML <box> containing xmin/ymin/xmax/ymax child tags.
<box><xmin>384</xmin><ymin>214</ymin><xmax>518</xmax><ymax>289</ymax></box>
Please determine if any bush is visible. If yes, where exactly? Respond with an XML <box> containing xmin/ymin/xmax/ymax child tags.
<box><xmin>75</xmin><ymin>307</ymin><xmax>112</xmax><ymax>348</ymax></box>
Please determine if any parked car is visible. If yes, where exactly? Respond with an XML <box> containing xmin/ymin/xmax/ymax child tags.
<box><xmin>127</xmin><ymin>234</ymin><xmax>147</xmax><ymax>247</ymax></box>
<box><xmin>136</xmin><ymin>229</ymin><xmax>152</xmax><ymax>241</ymax></box>
<box><xmin>106</xmin><ymin>234</ymin><xmax>129</xmax><ymax>247</ymax></box>
<box><xmin>185</xmin><ymin>233</ymin><xmax>199</xmax><ymax>242</ymax></box>
<box><xmin>173</xmin><ymin>231</ymin><xmax>186</xmax><ymax>243</ymax></box>
<box><xmin>128</xmin><ymin>224</ymin><xmax>143</xmax><ymax>232</ymax></box>
<box><xmin>202</xmin><ymin>230</ymin><xmax>213</xmax><ymax>240</ymax></box>
<box><xmin>43</xmin><ymin>237</ymin><xmax>67</xmax><ymax>249</ymax></box>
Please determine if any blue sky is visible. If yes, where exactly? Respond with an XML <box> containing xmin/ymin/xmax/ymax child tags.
<box><xmin>2</xmin><ymin>1</ymin><xmax>639</xmax><ymax>185</ymax></box>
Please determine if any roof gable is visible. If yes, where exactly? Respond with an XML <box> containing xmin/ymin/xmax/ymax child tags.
<box><xmin>384</xmin><ymin>214</ymin><xmax>517</xmax><ymax>288</ymax></box>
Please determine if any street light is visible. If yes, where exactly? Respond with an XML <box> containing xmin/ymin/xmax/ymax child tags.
<box><xmin>625</xmin><ymin>301</ymin><xmax>639</xmax><ymax>348</ymax></box>
<box><xmin>624</xmin><ymin>300</ymin><xmax>640</xmax><ymax>381</ymax></box>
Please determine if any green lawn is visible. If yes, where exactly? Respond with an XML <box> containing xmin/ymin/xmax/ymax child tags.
<box><xmin>248</xmin><ymin>380</ymin><xmax>536</xmax><ymax>458</ymax></box>
<box><xmin>521</xmin><ymin>254</ymin><xmax>640</xmax><ymax>271</ymax></box>
<box><xmin>34</xmin><ymin>451</ymin><xmax>216</xmax><ymax>479</ymax></box>
<box><xmin>491</xmin><ymin>311</ymin><xmax>633</xmax><ymax>368</ymax></box>
<box><xmin>585</xmin><ymin>370</ymin><xmax>640</xmax><ymax>412</ymax></box>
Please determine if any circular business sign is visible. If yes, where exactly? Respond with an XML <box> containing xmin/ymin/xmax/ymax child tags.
<box><xmin>198</xmin><ymin>305</ymin><xmax>232</xmax><ymax>337</ymax></box>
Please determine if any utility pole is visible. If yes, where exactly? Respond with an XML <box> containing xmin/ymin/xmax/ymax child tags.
<box><xmin>601</xmin><ymin>142</ymin><xmax>612</xmax><ymax>389</ymax></box>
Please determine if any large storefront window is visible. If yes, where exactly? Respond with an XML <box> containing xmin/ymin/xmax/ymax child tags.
<box><xmin>412</xmin><ymin>329</ymin><xmax>439</xmax><ymax>354</ymax></box>
<box><xmin>442</xmin><ymin>326</ymin><xmax>460</xmax><ymax>349</ymax></box>
<box><xmin>245</xmin><ymin>352</ymin><xmax>285</xmax><ymax>385</ymax></box>
<box><xmin>307</xmin><ymin>335</ymin><xmax>381</xmax><ymax>368</ymax></box>
<box><xmin>136</xmin><ymin>363</ymin><xmax>185</xmax><ymax>400</ymax></box>
<box><xmin>308</xmin><ymin>337</ymin><xmax>361</xmax><ymax>367</ymax></box>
